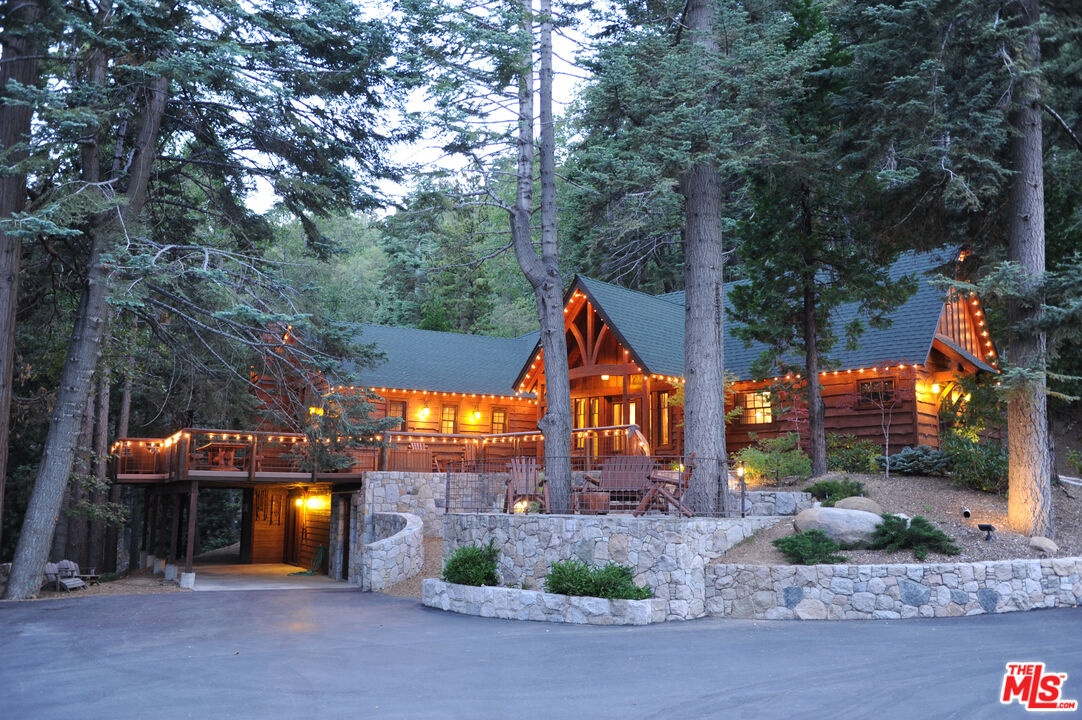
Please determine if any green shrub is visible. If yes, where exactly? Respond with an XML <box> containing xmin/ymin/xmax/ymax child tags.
<box><xmin>826</xmin><ymin>434</ymin><xmax>879</xmax><ymax>473</ymax></box>
<box><xmin>877</xmin><ymin>445</ymin><xmax>950</xmax><ymax>476</ymax></box>
<box><xmin>772</xmin><ymin>530</ymin><xmax>847</xmax><ymax>564</ymax></box>
<box><xmin>544</xmin><ymin>559</ymin><xmax>652</xmax><ymax>600</ymax></box>
<box><xmin>1069</xmin><ymin>449</ymin><xmax>1082</xmax><ymax>477</ymax></box>
<box><xmin>803</xmin><ymin>478</ymin><xmax>865</xmax><ymax>507</ymax></box>
<box><xmin>941</xmin><ymin>433</ymin><xmax>1008</xmax><ymax>494</ymax></box>
<box><xmin>734</xmin><ymin>432</ymin><xmax>812</xmax><ymax>484</ymax></box>
<box><xmin>442</xmin><ymin>542</ymin><xmax>499</xmax><ymax>586</ymax></box>
<box><xmin>870</xmin><ymin>514</ymin><xmax>961</xmax><ymax>561</ymax></box>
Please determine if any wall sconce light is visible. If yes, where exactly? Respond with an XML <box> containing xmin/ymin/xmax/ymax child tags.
<box><xmin>420</xmin><ymin>404</ymin><xmax>430</xmax><ymax>418</ymax></box>
<box><xmin>473</xmin><ymin>407</ymin><xmax>482</xmax><ymax>421</ymax></box>
<box><xmin>294</xmin><ymin>498</ymin><xmax>304</xmax><ymax>507</ymax></box>
<box><xmin>931</xmin><ymin>383</ymin><xmax>940</xmax><ymax>394</ymax></box>
<box><xmin>600</xmin><ymin>374</ymin><xmax>610</xmax><ymax>381</ymax></box>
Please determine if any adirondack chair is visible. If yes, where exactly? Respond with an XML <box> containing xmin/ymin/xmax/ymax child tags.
<box><xmin>505</xmin><ymin>457</ymin><xmax>549</xmax><ymax>513</ymax></box>
<box><xmin>576</xmin><ymin>456</ymin><xmax>656</xmax><ymax>512</ymax></box>
<box><xmin>633</xmin><ymin>454</ymin><xmax>695</xmax><ymax>517</ymax></box>
<box><xmin>58</xmin><ymin>559</ymin><xmax>100</xmax><ymax>585</ymax></box>
<box><xmin>42</xmin><ymin>562</ymin><xmax>87</xmax><ymax>592</ymax></box>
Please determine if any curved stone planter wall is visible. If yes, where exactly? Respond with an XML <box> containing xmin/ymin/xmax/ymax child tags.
<box><xmin>706</xmin><ymin>557</ymin><xmax>1082</xmax><ymax>620</ymax></box>
<box><xmin>443</xmin><ymin>513</ymin><xmax>779</xmax><ymax>620</ymax></box>
<box><xmin>422</xmin><ymin>578</ymin><xmax>667</xmax><ymax>625</ymax></box>
<box><xmin>359</xmin><ymin>512</ymin><xmax>424</xmax><ymax>591</ymax></box>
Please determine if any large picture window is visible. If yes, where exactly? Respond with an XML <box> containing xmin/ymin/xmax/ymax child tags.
<box><xmin>739</xmin><ymin>391</ymin><xmax>772</xmax><ymax>425</ymax></box>
<box><xmin>859</xmin><ymin>379</ymin><xmax>895</xmax><ymax>404</ymax></box>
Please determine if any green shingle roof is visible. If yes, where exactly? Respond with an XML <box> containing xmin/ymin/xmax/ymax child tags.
<box><xmin>562</xmin><ymin>248</ymin><xmax>962</xmax><ymax>381</ymax></box>
<box><xmin>348</xmin><ymin>325</ymin><xmax>539</xmax><ymax>396</ymax></box>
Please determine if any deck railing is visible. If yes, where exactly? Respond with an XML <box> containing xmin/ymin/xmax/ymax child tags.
<box><xmin>111</xmin><ymin>424</ymin><xmax>650</xmax><ymax>483</ymax></box>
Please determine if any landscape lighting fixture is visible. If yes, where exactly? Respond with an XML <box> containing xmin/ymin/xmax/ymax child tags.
<box><xmin>961</xmin><ymin>508</ymin><xmax>972</xmax><ymax>519</ymax></box>
<box><xmin>978</xmin><ymin>523</ymin><xmax>996</xmax><ymax>541</ymax></box>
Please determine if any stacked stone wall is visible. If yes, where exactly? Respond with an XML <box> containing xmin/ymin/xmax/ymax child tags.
<box><xmin>442</xmin><ymin>513</ymin><xmax>779</xmax><ymax>620</ymax></box>
<box><xmin>706</xmin><ymin>558</ymin><xmax>1082</xmax><ymax>620</ymax></box>
<box><xmin>358</xmin><ymin>512</ymin><xmax>424</xmax><ymax>591</ymax></box>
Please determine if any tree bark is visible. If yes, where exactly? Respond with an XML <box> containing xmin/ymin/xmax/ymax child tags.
<box><xmin>679</xmin><ymin>0</ymin><xmax>729</xmax><ymax>515</ymax></box>
<box><xmin>1006</xmin><ymin>0</ymin><xmax>1052</xmax><ymax>536</ymax></box>
<box><xmin>3</xmin><ymin>67</ymin><xmax>169</xmax><ymax>599</ymax></box>
<box><xmin>507</xmin><ymin>0</ymin><xmax>572</xmax><ymax>512</ymax></box>
<box><xmin>802</xmin><ymin>275</ymin><xmax>827</xmax><ymax>477</ymax></box>
<box><xmin>0</xmin><ymin>0</ymin><xmax>42</xmax><ymax>554</ymax></box>
<box><xmin>91</xmin><ymin>370</ymin><xmax>111</xmax><ymax>570</ymax></box>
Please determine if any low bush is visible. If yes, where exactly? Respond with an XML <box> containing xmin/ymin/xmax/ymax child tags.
<box><xmin>869</xmin><ymin>514</ymin><xmax>961</xmax><ymax>561</ymax></box>
<box><xmin>1069</xmin><ymin>449</ymin><xmax>1082</xmax><ymax>477</ymax></box>
<box><xmin>734</xmin><ymin>432</ymin><xmax>812</xmax><ymax>484</ymax></box>
<box><xmin>877</xmin><ymin>445</ymin><xmax>950</xmax><ymax>476</ymax></box>
<box><xmin>941</xmin><ymin>433</ymin><xmax>1008</xmax><ymax>494</ymax></box>
<box><xmin>772</xmin><ymin>530</ymin><xmax>847</xmax><ymax>564</ymax></box>
<box><xmin>544</xmin><ymin>559</ymin><xmax>652</xmax><ymax>600</ymax></box>
<box><xmin>803</xmin><ymin>478</ymin><xmax>865</xmax><ymax>507</ymax></box>
<box><xmin>442</xmin><ymin>542</ymin><xmax>499</xmax><ymax>586</ymax></box>
<box><xmin>826</xmin><ymin>434</ymin><xmax>879</xmax><ymax>473</ymax></box>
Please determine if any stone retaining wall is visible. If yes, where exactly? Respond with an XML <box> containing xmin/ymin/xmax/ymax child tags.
<box><xmin>422</xmin><ymin>578</ymin><xmax>668</xmax><ymax>625</ymax></box>
<box><xmin>706</xmin><ymin>557</ymin><xmax>1082</xmax><ymax>620</ymax></box>
<box><xmin>443</xmin><ymin>513</ymin><xmax>779</xmax><ymax>620</ymax></box>
<box><xmin>364</xmin><ymin>471</ymin><xmax>449</xmax><ymax>537</ymax></box>
<box><xmin>358</xmin><ymin>512</ymin><xmax>424</xmax><ymax>591</ymax></box>
<box><xmin>740</xmin><ymin>491</ymin><xmax>813</xmax><ymax>517</ymax></box>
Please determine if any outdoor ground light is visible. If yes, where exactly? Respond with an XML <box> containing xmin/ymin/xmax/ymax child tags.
<box><xmin>978</xmin><ymin>523</ymin><xmax>996</xmax><ymax>541</ymax></box>
<box><xmin>961</xmin><ymin>508</ymin><xmax>972</xmax><ymax>518</ymax></box>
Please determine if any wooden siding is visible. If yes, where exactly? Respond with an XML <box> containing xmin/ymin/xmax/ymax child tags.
<box><xmin>369</xmin><ymin>390</ymin><xmax>538</xmax><ymax>436</ymax></box>
<box><xmin>937</xmin><ymin>291</ymin><xmax>993</xmax><ymax>362</ymax></box>
<box><xmin>250</xmin><ymin>487</ymin><xmax>288</xmax><ymax>563</ymax></box>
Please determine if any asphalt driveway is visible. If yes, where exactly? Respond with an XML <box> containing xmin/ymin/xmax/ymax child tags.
<box><xmin>1</xmin><ymin>589</ymin><xmax>1078</xmax><ymax>719</ymax></box>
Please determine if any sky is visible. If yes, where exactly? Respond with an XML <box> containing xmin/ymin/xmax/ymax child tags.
<box><xmin>244</xmin><ymin>20</ymin><xmax>589</xmax><ymax>214</ymax></box>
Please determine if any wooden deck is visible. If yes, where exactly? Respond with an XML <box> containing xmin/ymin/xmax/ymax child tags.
<box><xmin>111</xmin><ymin>425</ymin><xmax>651</xmax><ymax>486</ymax></box>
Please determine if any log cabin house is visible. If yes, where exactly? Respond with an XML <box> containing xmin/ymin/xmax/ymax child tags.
<box><xmin>112</xmin><ymin>248</ymin><xmax>994</xmax><ymax>576</ymax></box>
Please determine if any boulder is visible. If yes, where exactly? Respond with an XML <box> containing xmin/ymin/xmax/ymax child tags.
<box><xmin>1029</xmin><ymin>536</ymin><xmax>1059</xmax><ymax>556</ymax></box>
<box><xmin>834</xmin><ymin>496</ymin><xmax>884</xmax><ymax>515</ymax></box>
<box><xmin>794</xmin><ymin>507</ymin><xmax>884</xmax><ymax>547</ymax></box>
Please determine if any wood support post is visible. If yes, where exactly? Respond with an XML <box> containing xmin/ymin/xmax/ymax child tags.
<box><xmin>168</xmin><ymin>493</ymin><xmax>180</xmax><ymax>564</ymax></box>
<box><xmin>140</xmin><ymin>490</ymin><xmax>150</xmax><ymax>553</ymax></box>
<box><xmin>184</xmin><ymin>480</ymin><xmax>198</xmax><ymax>574</ymax></box>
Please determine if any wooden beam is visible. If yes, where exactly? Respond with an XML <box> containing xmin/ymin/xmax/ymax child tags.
<box><xmin>168</xmin><ymin>494</ymin><xmax>180</xmax><ymax>564</ymax></box>
<box><xmin>184</xmin><ymin>480</ymin><xmax>199</xmax><ymax>574</ymax></box>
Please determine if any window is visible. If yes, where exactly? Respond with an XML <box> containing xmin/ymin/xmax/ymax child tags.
<box><xmin>573</xmin><ymin>398</ymin><xmax>586</xmax><ymax>448</ymax></box>
<box><xmin>739</xmin><ymin>391</ymin><xmax>773</xmax><ymax>425</ymax></box>
<box><xmin>657</xmin><ymin>391</ymin><xmax>670</xmax><ymax>446</ymax></box>
<box><xmin>490</xmin><ymin>408</ymin><xmax>507</xmax><ymax>435</ymax></box>
<box><xmin>440</xmin><ymin>405</ymin><xmax>458</xmax><ymax>434</ymax></box>
<box><xmin>859</xmin><ymin>379</ymin><xmax>895</xmax><ymax>404</ymax></box>
<box><xmin>387</xmin><ymin>400</ymin><xmax>407</xmax><ymax>432</ymax></box>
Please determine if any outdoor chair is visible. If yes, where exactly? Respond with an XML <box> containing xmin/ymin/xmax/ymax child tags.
<box><xmin>633</xmin><ymin>454</ymin><xmax>695</xmax><ymax>517</ymax></box>
<box><xmin>576</xmin><ymin>456</ymin><xmax>656</xmax><ymax>513</ymax></box>
<box><xmin>505</xmin><ymin>457</ymin><xmax>549</xmax><ymax>513</ymax></box>
<box><xmin>42</xmin><ymin>562</ymin><xmax>87</xmax><ymax>592</ymax></box>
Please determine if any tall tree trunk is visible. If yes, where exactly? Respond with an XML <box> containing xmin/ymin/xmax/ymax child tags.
<box><xmin>802</xmin><ymin>276</ymin><xmax>827</xmax><ymax>477</ymax></box>
<box><xmin>1006</xmin><ymin>0</ymin><xmax>1052</xmax><ymax>536</ymax></box>
<box><xmin>3</xmin><ymin>70</ymin><xmax>169</xmax><ymax>599</ymax></box>
<box><xmin>508</xmin><ymin>0</ymin><xmax>571</xmax><ymax>511</ymax></box>
<box><xmin>68</xmin><ymin>397</ymin><xmax>95</xmax><ymax>566</ymax></box>
<box><xmin>90</xmin><ymin>370</ymin><xmax>110</xmax><ymax>570</ymax></box>
<box><xmin>679</xmin><ymin>0</ymin><xmax>728</xmax><ymax>515</ymax></box>
<box><xmin>0</xmin><ymin>0</ymin><xmax>42</xmax><ymax>554</ymax></box>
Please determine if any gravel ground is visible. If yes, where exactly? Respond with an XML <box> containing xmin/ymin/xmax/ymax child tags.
<box><xmin>1</xmin><ymin>566</ymin><xmax>192</xmax><ymax>602</ymax></box>
<box><xmin>381</xmin><ymin>537</ymin><xmax>444</xmax><ymax>598</ymax></box>
<box><xmin>725</xmin><ymin>472</ymin><xmax>1082</xmax><ymax>565</ymax></box>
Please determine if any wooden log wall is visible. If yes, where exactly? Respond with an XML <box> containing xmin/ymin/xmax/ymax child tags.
<box><xmin>369</xmin><ymin>390</ymin><xmax>539</xmax><ymax>436</ymax></box>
